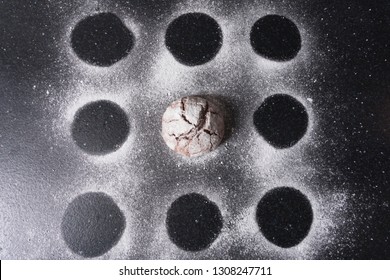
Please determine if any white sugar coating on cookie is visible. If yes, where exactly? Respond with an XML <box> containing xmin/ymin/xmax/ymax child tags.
<box><xmin>161</xmin><ymin>96</ymin><xmax>225</xmax><ymax>157</ymax></box>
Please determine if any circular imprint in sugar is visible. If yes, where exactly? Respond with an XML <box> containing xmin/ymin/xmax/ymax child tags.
<box><xmin>166</xmin><ymin>193</ymin><xmax>223</xmax><ymax>251</ymax></box>
<box><xmin>250</xmin><ymin>14</ymin><xmax>301</xmax><ymax>61</ymax></box>
<box><xmin>165</xmin><ymin>12</ymin><xmax>223</xmax><ymax>66</ymax></box>
<box><xmin>71</xmin><ymin>12</ymin><xmax>134</xmax><ymax>66</ymax></box>
<box><xmin>61</xmin><ymin>192</ymin><xmax>126</xmax><ymax>258</ymax></box>
<box><xmin>71</xmin><ymin>100</ymin><xmax>130</xmax><ymax>155</ymax></box>
<box><xmin>161</xmin><ymin>96</ymin><xmax>225</xmax><ymax>157</ymax></box>
<box><xmin>253</xmin><ymin>94</ymin><xmax>308</xmax><ymax>149</ymax></box>
<box><xmin>256</xmin><ymin>187</ymin><xmax>313</xmax><ymax>248</ymax></box>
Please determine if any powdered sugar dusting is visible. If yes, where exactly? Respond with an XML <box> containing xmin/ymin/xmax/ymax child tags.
<box><xmin>34</xmin><ymin>0</ymin><xmax>354</xmax><ymax>259</ymax></box>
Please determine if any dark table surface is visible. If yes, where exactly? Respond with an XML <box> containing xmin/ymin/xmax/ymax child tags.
<box><xmin>0</xmin><ymin>0</ymin><xmax>389</xmax><ymax>259</ymax></box>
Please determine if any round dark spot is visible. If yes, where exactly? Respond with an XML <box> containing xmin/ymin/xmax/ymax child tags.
<box><xmin>166</xmin><ymin>193</ymin><xmax>223</xmax><ymax>251</ymax></box>
<box><xmin>71</xmin><ymin>100</ymin><xmax>130</xmax><ymax>155</ymax></box>
<box><xmin>61</xmin><ymin>192</ymin><xmax>125</xmax><ymax>258</ymax></box>
<box><xmin>253</xmin><ymin>94</ymin><xmax>308</xmax><ymax>148</ymax></box>
<box><xmin>71</xmin><ymin>12</ymin><xmax>134</xmax><ymax>66</ymax></box>
<box><xmin>165</xmin><ymin>13</ymin><xmax>223</xmax><ymax>66</ymax></box>
<box><xmin>256</xmin><ymin>187</ymin><xmax>313</xmax><ymax>248</ymax></box>
<box><xmin>250</xmin><ymin>15</ymin><xmax>301</xmax><ymax>61</ymax></box>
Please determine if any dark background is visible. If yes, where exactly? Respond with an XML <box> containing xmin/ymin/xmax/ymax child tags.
<box><xmin>0</xmin><ymin>0</ymin><xmax>389</xmax><ymax>259</ymax></box>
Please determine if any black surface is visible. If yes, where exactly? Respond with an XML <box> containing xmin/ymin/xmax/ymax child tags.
<box><xmin>0</xmin><ymin>0</ymin><xmax>390</xmax><ymax>260</ymax></box>
<box><xmin>166</xmin><ymin>193</ymin><xmax>223</xmax><ymax>251</ymax></box>
<box><xmin>71</xmin><ymin>12</ymin><xmax>134</xmax><ymax>66</ymax></box>
<box><xmin>250</xmin><ymin>14</ymin><xmax>301</xmax><ymax>61</ymax></box>
<box><xmin>253</xmin><ymin>94</ymin><xmax>308</xmax><ymax>148</ymax></box>
<box><xmin>165</xmin><ymin>12</ymin><xmax>223</xmax><ymax>66</ymax></box>
<box><xmin>61</xmin><ymin>192</ymin><xmax>126</xmax><ymax>258</ymax></box>
<box><xmin>71</xmin><ymin>100</ymin><xmax>130</xmax><ymax>155</ymax></box>
<box><xmin>256</xmin><ymin>187</ymin><xmax>313</xmax><ymax>248</ymax></box>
